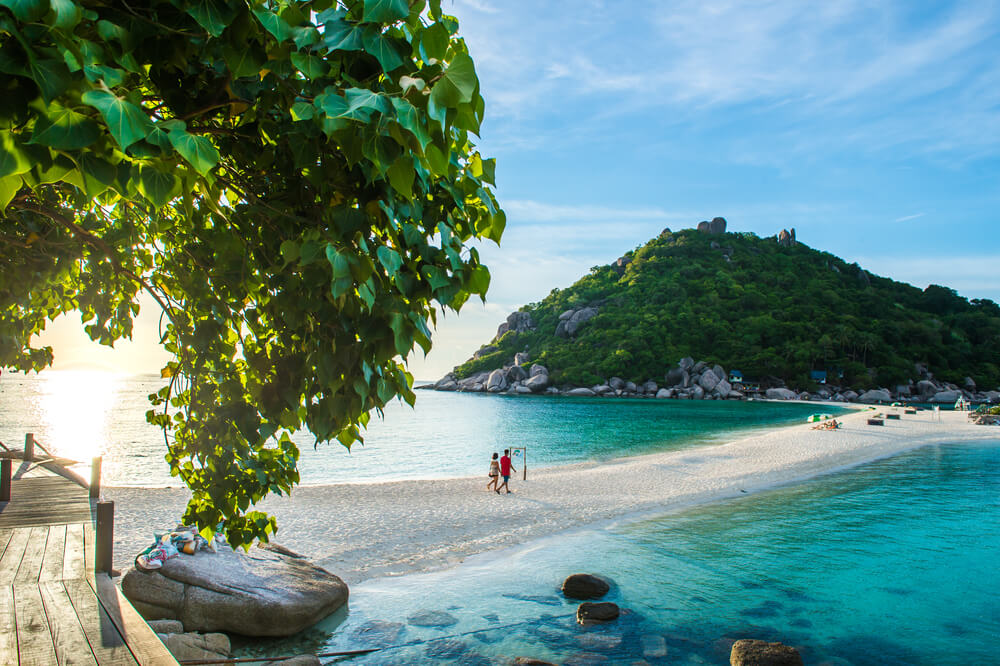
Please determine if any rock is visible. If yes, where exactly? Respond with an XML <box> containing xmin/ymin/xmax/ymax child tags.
<box><xmin>486</xmin><ymin>369</ymin><xmax>508</xmax><ymax>393</ymax></box>
<box><xmin>655</xmin><ymin>388</ymin><xmax>671</xmax><ymax>399</ymax></box>
<box><xmin>435</xmin><ymin>379</ymin><xmax>458</xmax><ymax>391</ymax></box>
<box><xmin>524</xmin><ymin>374</ymin><xmax>550</xmax><ymax>392</ymax></box>
<box><xmin>609</xmin><ymin>377</ymin><xmax>625</xmax><ymax>390</ymax></box>
<box><xmin>641</xmin><ymin>634</ymin><xmax>668</xmax><ymax>658</ymax></box>
<box><xmin>160</xmin><ymin>632</ymin><xmax>231</xmax><ymax>661</ymax></box>
<box><xmin>642</xmin><ymin>380</ymin><xmax>658</xmax><ymax>394</ymax></box>
<box><xmin>777</xmin><ymin>229</ymin><xmax>794</xmax><ymax>247</ymax></box>
<box><xmin>514</xmin><ymin>659</ymin><xmax>557</xmax><ymax>666</ymax></box>
<box><xmin>930</xmin><ymin>389</ymin><xmax>961</xmax><ymax>403</ymax></box>
<box><xmin>727</xmin><ymin>390</ymin><xmax>745</xmax><ymax>399</ymax></box>
<box><xmin>555</xmin><ymin>320</ymin><xmax>568</xmax><ymax>338</ymax></box>
<box><xmin>472</xmin><ymin>345</ymin><xmax>498</xmax><ymax>359</ymax></box>
<box><xmin>565</xmin><ymin>307</ymin><xmax>599</xmax><ymax>336</ymax></box>
<box><xmin>692</xmin><ymin>360</ymin><xmax>708</xmax><ymax>374</ymax></box>
<box><xmin>351</xmin><ymin>619</ymin><xmax>407</xmax><ymax>645</ymax></box>
<box><xmin>561</xmin><ymin>574</ymin><xmax>610</xmax><ymax>600</ymax></box>
<box><xmin>699</xmin><ymin>369</ymin><xmax>721</xmax><ymax>392</ymax></box>
<box><xmin>713</xmin><ymin>364</ymin><xmax>726</xmax><ymax>380</ymax></box>
<box><xmin>566</xmin><ymin>388</ymin><xmax>597</xmax><ymax>397</ymax></box>
<box><xmin>842</xmin><ymin>390</ymin><xmax>859</xmax><ymax>402</ymax></box>
<box><xmin>895</xmin><ymin>384</ymin><xmax>912</xmax><ymax>397</ymax></box>
<box><xmin>916</xmin><ymin>379</ymin><xmax>937</xmax><ymax>397</ymax></box>
<box><xmin>577</xmin><ymin>633</ymin><xmax>623</xmax><ymax>650</ymax></box>
<box><xmin>559</xmin><ymin>309</ymin><xmax>575</xmax><ymax>321</ymax></box>
<box><xmin>407</xmin><ymin>610</ymin><xmax>458</xmax><ymax>627</ymax></box>
<box><xmin>678</xmin><ymin>357</ymin><xmax>695</xmax><ymax>371</ymax></box>
<box><xmin>576</xmin><ymin>602</ymin><xmax>619</xmax><ymax>625</ymax></box>
<box><xmin>714</xmin><ymin>380</ymin><xmax>732</xmax><ymax>397</ymax></box>
<box><xmin>664</xmin><ymin>368</ymin><xmax>686</xmax><ymax>387</ymax></box>
<box><xmin>545</xmin><ymin>387</ymin><xmax>560</xmax><ymax>394</ymax></box>
<box><xmin>612</xmin><ymin>256</ymin><xmax>631</xmax><ymax>276</ymax></box>
<box><xmin>496</xmin><ymin>311</ymin><xmax>534</xmax><ymax>339</ymax></box>
<box><xmin>506</xmin><ymin>365</ymin><xmax>528</xmax><ymax>383</ymax></box>
<box><xmin>709</xmin><ymin>217</ymin><xmax>727</xmax><ymax>234</ymax></box>
<box><xmin>264</xmin><ymin>657</ymin><xmax>320</xmax><ymax>666</ymax></box>
<box><xmin>765</xmin><ymin>388</ymin><xmax>797</xmax><ymax>400</ymax></box>
<box><xmin>148</xmin><ymin>619</ymin><xmax>184</xmax><ymax>634</ymax></box>
<box><xmin>530</xmin><ymin>364</ymin><xmax>548</xmax><ymax>377</ymax></box>
<box><xmin>832</xmin><ymin>393</ymin><xmax>845</xmax><ymax>402</ymax></box>
<box><xmin>858</xmin><ymin>268</ymin><xmax>871</xmax><ymax>287</ymax></box>
<box><xmin>964</xmin><ymin>376</ymin><xmax>977</xmax><ymax>391</ymax></box>
<box><xmin>729</xmin><ymin>638</ymin><xmax>803</xmax><ymax>665</ymax></box>
<box><xmin>659</xmin><ymin>227</ymin><xmax>672</xmax><ymax>238</ymax></box>
<box><xmin>985</xmin><ymin>390</ymin><xmax>1000</xmax><ymax>403</ymax></box>
<box><xmin>592</xmin><ymin>384</ymin><xmax>612</xmax><ymax>395</ymax></box>
<box><xmin>515</xmin><ymin>386</ymin><xmax>532</xmax><ymax>394</ymax></box>
<box><xmin>711</xmin><ymin>241</ymin><xmax>721</xmax><ymax>249</ymax></box>
<box><xmin>514</xmin><ymin>351</ymin><xmax>530</xmax><ymax>366</ymax></box>
<box><xmin>624</xmin><ymin>381</ymin><xmax>638</xmax><ymax>393</ymax></box>
<box><xmin>121</xmin><ymin>543</ymin><xmax>348</xmax><ymax>637</ymax></box>
<box><xmin>798</xmin><ymin>392</ymin><xmax>811</xmax><ymax>400</ymax></box>
<box><xmin>691</xmin><ymin>385</ymin><xmax>705</xmax><ymax>400</ymax></box>
<box><xmin>697</xmin><ymin>220</ymin><xmax>711</xmax><ymax>233</ymax></box>
<box><xmin>858</xmin><ymin>388</ymin><xmax>892</xmax><ymax>403</ymax></box>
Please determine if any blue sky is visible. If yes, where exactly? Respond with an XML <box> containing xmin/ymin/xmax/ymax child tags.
<box><xmin>39</xmin><ymin>0</ymin><xmax>1000</xmax><ymax>377</ymax></box>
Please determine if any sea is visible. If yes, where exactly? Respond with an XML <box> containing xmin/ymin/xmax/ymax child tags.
<box><xmin>2</xmin><ymin>371</ymin><xmax>996</xmax><ymax>665</ymax></box>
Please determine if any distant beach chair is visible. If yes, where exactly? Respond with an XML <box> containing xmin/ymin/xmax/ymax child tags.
<box><xmin>886</xmin><ymin>413</ymin><xmax>901</xmax><ymax>420</ymax></box>
<box><xmin>867</xmin><ymin>418</ymin><xmax>884</xmax><ymax>426</ymax></box>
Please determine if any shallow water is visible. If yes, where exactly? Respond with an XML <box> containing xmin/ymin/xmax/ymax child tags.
<box><xmin>234</xmin><ymin>441</ymin><xmax>1000</xmax><ymax>665</ymax></box>
<box><xmin>0</xmin><ymin>371</ymin><xmax>844</xmax><ymax>486</ymax></box>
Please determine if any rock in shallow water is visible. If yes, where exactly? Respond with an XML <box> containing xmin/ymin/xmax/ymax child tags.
<box><xmin>121</xmin><ymin>542</ymin><xmax>348</xmax><ymax>637</ymax></box>
<box><xmin>729</xmin><ymin>638</ymin><xmax>803</xmax><ymax>665</ymax></box>
<box><xmin>576</xmin><ymin>601</ymin><xmax>620</xmax><ymax>625</ymax></box>
<box><xmin>561</xmin><ymin>573</ymin><xmax>611</xmax><ymax>600</ymax></box>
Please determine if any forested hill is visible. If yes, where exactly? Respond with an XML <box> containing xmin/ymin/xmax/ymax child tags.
<box><xmin>453</xmin><ymin>222</ymin><xmax>1000</xmax><ymax>391</ymax></box>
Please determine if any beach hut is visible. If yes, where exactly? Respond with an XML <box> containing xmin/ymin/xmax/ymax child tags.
<box><xmin>810</xmin><ymin>370</ymin><xmax>827</xmax><ymax>384</ymax></box>
<box><xmin>729</xmin><ymin>370</ymin><xmax>743</xmax><ymax>384</ymax></box>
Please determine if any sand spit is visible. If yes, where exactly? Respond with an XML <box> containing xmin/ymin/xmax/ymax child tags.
<box><xmin>105</xmin><ymin>409</ymin><xmax>998</xmax><ymax>584</ymax></box>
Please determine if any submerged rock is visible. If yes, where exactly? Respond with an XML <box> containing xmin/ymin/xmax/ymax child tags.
<box><xmin>407</xmin><ymin>610</ymin><xmax>459</xmax><ymax>627</ymax></box>
<box><xmin>576</xmin><ymin>601</ymin><xmax>620</xmax><ymax>625</ymax></box>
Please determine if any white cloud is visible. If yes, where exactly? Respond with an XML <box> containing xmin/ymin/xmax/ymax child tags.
<box><xmin>894</xmin><ymin>213</ymin><xmax>926</xmax><ymax>223</ymax></box>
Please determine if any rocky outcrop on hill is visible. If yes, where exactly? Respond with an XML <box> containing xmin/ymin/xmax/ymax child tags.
<box><xmin>696</xmin><ymin>216</ymin><xmax>727</xmax><ymax>234</ymax></box>
<box><xmin>495</xmin><ymin>311</ymin><xmax>535</xmax><ymax>340</ymax></box>
<box><xmin>555</xmin><ymin>306</ymin><xmax>598</xmax><ymax>338</ymax></box>
<box><xmin>777</xmin><ymin>228</ymin><xmax>797</xmax><ymax>247</ymax></box>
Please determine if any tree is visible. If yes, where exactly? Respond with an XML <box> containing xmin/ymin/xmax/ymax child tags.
<box><xmin>0</xmin><ymin>0</ymin><xmax>504</xmax><ymax>547</ymax></box>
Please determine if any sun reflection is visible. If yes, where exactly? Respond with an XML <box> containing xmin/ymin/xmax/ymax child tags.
<box><xmin>36</xmin><ymin>370</ymin><xmax>123</xmax><ymax>463</ymax></box>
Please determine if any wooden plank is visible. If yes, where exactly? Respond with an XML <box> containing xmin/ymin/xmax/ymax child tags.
<box><xmin>0</xmin><ymin>528</ymin><xmax>13</xmax><ymax>559</ymax></box>
<box><xmin>0</xmin><ymin>585</ymin><xmax>16</xmax><ymax>666</ymax></box>
<box><xmin>0</xmin><ymin>526</ymin><xmax>31</xmax><ymax>584</ymax></box>
<box><xmin>63</xmin><ymin>523</ymin><xmax>87</xmax><ymax>581</ymax></box>
<box><xmin>13</xmin><ymin>582</ymin><xmax>58</xmax><ymax>666</ymax></box>
<box><xmin>40</xmin><ymin>524</ymin><xmax>68</xmax><ymax>582</ymax></box>
<box><xmin>92</xmin><ymin>574</ymin><xmax>178</xmax><ymax>665</ymax></box>
<box><xmin>84</xmin><ymin>522</ymin><xmax>95</xmax><ymax>580</ymax></box>
<box><xmin>15</xmin><ymin>525</ymin><xmax>52</xmax><ymax>584</ymax></box>
<box><xmin>63</xmin><ymin>579</ymin><xmax>137</xmax><ymax>666</ymax></box>
<box><xmin>39</xmin><ymin>581</ymin><xmax>99</xmax><ymax>666</ymax></box>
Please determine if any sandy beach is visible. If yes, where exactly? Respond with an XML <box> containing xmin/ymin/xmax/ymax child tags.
<box><xmin>105</xmin><ymin>407</ymin><xmax>999</xmax><ymax>584</ymax></box>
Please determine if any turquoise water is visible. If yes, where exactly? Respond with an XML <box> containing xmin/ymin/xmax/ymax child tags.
<box><xmin>234</xmin><ymin>441</ymin><xmax>1000</xmax><ymax>665</ymax></box>
<box><xmin>0</xmin><ymin>371</ymin><xmax>844</xmax><ymax>486</ymax></box>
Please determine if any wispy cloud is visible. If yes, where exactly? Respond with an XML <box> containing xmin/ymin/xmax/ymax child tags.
<box><xmin>894</xmin><ymin>213</ymin><xmax>926</xmax><ymax>223</ymax></box>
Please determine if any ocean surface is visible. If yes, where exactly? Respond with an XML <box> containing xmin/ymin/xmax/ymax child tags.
<box><xmin>0</xmin><ymin>371</ymin><xmax>844</xmax><ymax>486</ymax></box>
<box><xmin>234</xmin><ymin>441</ymin><xmax>1000</xmax><ymax>665</ymax></box>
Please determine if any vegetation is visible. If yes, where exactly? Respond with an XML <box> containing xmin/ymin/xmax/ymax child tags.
<box><xmin>0</xmin><ymin>0</ymin><xmax>502</xmax><ymax>547</ymax></box>
<box><xmin>456</xmin><ymin>230</ymin><xmax>1000</xmax><ymax>391</ymax></box>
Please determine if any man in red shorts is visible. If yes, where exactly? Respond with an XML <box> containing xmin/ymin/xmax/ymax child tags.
<box><xmin>497</xmin><ymin>448</ymin><xmax>517</xmax><ymax>494</ymax></box>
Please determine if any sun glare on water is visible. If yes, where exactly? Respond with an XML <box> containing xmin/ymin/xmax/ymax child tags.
<box><xmin>36</xmin><ymin>370</ymin><xmax>123</xmax><ymax>463</ymax></box>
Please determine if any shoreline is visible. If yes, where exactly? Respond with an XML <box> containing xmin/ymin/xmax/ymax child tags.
<box><xmin>105</xmin><ymin>408</ymin><xmax>998</xmax><ymax>585</ymax></box>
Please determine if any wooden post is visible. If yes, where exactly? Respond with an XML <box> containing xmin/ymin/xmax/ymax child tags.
<box><xmin>95</xmin><ymin>500</ymin><xmax>114</xmax><ymax>574</ymax></box>
<box><xmin>1</xmin><ymin>458</ymin><xmax>10</xmax><ymax>502</ymax></box>
<box><xmin>24</xmin><ymin>432</ymin><xmax>34</xmax><ymax>461</ymax></box>
<box><xmin>523</xmin><ymin>447</ymin><xmax>527</xmax><ymax>481</ymax></box>
<box><xmin>90</xmin><ymin>456</ymin><xmax>102</xmax><ymax>499</ymax></box>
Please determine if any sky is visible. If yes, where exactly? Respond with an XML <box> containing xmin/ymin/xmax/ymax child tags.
<box><xmin>37</xmin><ymin>0</ymin><xmax>1000</xmax><ymax>379</ymax></box>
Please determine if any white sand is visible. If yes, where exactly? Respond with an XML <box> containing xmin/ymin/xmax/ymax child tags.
<box><xmin>105</xmin><ymin>408</ymin><xmax>999</xmax><ymax>584</ymax></box>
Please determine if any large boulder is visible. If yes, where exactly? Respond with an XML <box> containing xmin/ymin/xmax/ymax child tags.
<box><xmin>609</xmin><ymin>376</ymin><xmax>625</xmax><ymax>390</ymax></box>
<box><xmin>566</xmin><ymin>387</ymin><xmax>596</xmax><ymax>397</ymax></box>
<box><xmin>930</xmin><ymin>389</ymin><xmax>961</xmax><ymax>403</ymax></box>
<box><xmin>916</xmin><ymin>380</ymin><xmax>937</xmax><ymax>398</ymax></box>
<box><xmin>576</xmin><ymin>602</ymin><xmax>619</xmax><ymax>625</ymax></box>
<box><xmin>642</xmin><ymin>380</ymin><xmax>658</xmax><ymax>394</ymax></box>
<box><xmin>765</xmin><ymin>388</ymin><xmax>797</xmax><ymax>400</ymax></box>
<box><xmin>699</xmin><ymin>369</ymin><xmax>721</xmax><ymax>392</ymax></box>
<box><xmin>858</xmin><ymin>388</ymin><xmax>892</xmax><ymax>403</ymax></box>
<box><xmin>565</xmin><ymin>307</ymin><xmax>599</xmax><ymax>336</ymax></box>
<box><xmin>611</xmin><ymin>255</ymin><xmax>631</xmax><ymax>276</ymax></box>
<box><xmin>984</xmin><ymin>390</ymin><xmax>1000</xmax><ymax>403</ymax></box>
<box><xmin>487</xmin><ymin>369</ymin><xmax>508</xmax><ymax>393</ymax></box>
<box><xmin>472</xmin><ymin>345</ymin><xmax>498</xmax><ymax>359</ymax></box>
<box><xmin>530</xmin><ymin>364</ymin><xmax>548</xmax><ymax>378</ymax></box>
<box><xmin>524</xmin><ymin>374</ymin><xmax>549</xmax><ymax>392</ymax></box>
<box><xmin>696</xmin><ymin>220</ymin><xmax>711</xmax><ymax>233</ymax></box>
<box><xmin>495</xmin><ymin>311</ymin><xmax>534</xmax><ymax>339</ymax></box>
<box><xmin>561</xmin><ymin>574</ymin><xmax>610</xmax><ymax>600</ymax></box>
<box><xmin>678</xmin><ymin>357</ymin><xmax>695</xmax><ymax>371</ymax></box>
<box><xmin>708</xmin><ymin>217</ymin><xmax>727</xmax><ymax>234</ymax></box>
<box><xmin>729</xmin><ymin>639</ymin><xmax>803</xmax><ymax>665</ymax></box>
<box><xmin>714</xmin><ymin>379</ymin><xmax>732</xmax><ymax>397</ymax></box>
<box><xmin>655</xmin><ymin>388</ymin><xmax>672</xmax><ymax>399</ymax></box>
<box><xmin>691</xmin><ymin>385</ymin><xmax>705</xmax><ymax>400</ymax></box>
<box><xmin>122</xmin><ymin>543</ymin><xmax>348</xmax><ymax>637</ymax></box>
<box><xmin>842</xmin><ymin>390</ymin><xmax>859</xmax><ymax>402</ymax></box>
<box><xmin>664</xmin><ymin>368</ymin><xmax>686</xmax><ymax>387</ymax></box>
<box><xmin>159</xmin><ymin>632</ymin><xmax>230</xmax><ymax>662</ymax></box>
<box><xmin>506</xmin><ymin>365</ymin><xmax>528</xmax><ymax>383</ymax></box>
<box><xmin>514</xmin><ymin>351</ymin><xmax>530</xmax><ymax>366</ymax></box>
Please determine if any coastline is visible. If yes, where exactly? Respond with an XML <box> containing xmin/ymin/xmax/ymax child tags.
<box><xmin>105</xmin><ymin>408</ymin><xmax>998</xmax><ymax>584</ymax></box>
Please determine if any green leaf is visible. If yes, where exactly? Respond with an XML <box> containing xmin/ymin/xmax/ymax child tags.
<box><xmin>29</xmin><ymin>58</ymin><xmax>71</xmax><ymax>104</ymax></box>
<box><xmin>429</xmin><ymin>53</ymin><xmax>478</xmax><ymax>109</ymax></box>
<box><xmin>358</xmin><ymin>279</ymin><xmax>376</xmax><ymax>309</ymax></box>
<box><xmin>137</xmin><ymin>165</ymin><xmax>178</xmax><ymax>207</ymax></box>
<box><xmin>81</xmin><ymin>89</ymin><xmax>153</xmax><ymax>150</ymax></box>
<box><xmin>167</xmin><ymin>130</ymin><xmax>220</xmax><ymax>176</ymax></box>
<box><xmin>376</xmin><ymin>246</ymin><xmax>403</xmax><ymax>277</ymax></box>
<box><xmin>292</xmin><ymin>26</ymin><xmax>320</xmax><ymax>49</ymax></box>
<box><xmin>0</xmin><ymin>131</ymin><xmax>34</xmax><ymax>178</ymax></box>
<box><xmin>83</xmin><ymin>64</ymin><xmax>125</xmax><ymax>88</ymax></box>
<box><xmin>29</xmin><ymin>105</ymin><xmax>100</xmax><ymax>150</ymax></box>
<box><xmin>290</xmin><ymin>102</ymin><xmax>315</xmax><ymax>121</ymax></box>
<box><xmin>224</xmin><ymin>43</ymin><xmax>265</xmax><ymax>78</ymax></box>
<box><xmin>331</xmin><ymin>277</ymin><xmax>353</xmax><ymax>299</ymax></box>
<box><xmin>424</xmin><ymin>144</ymin><xmax>449</xmax><ymax>176</ymax></box>
<box><xmin>252</xmin><ymin>8</ymin><xmax>293</xmax><ymax>42</ymax></box>
<box><xmin>316</xmin><ymin>88</ymin><xmax>389</xmax><ymax>122</ymax></box>
<box><xmin>0</xmin><ymin>0</ymin><xmax>49</xmax><ymax>22</ymax></box>
<box><xmin>186</xmin><ymin>0</ymin><xmax>235</xmax><ymax>37</ymax></box>
<box><xmin>387</xmin><ymin>158</ymin><xmax>414</xmax><ymax>199</ymax></box>
<box><xmin>362</xmin><ymin>0</ymin><xmax>408</xmax><ymax>23</ymax></box>
<box><xmin>325</xmin><ymin>245</ymin><xmax>351</xmax><ymax>278</ymax></box>
<box><xmin>362</xmin><ymin>28</ymin><xmax>404</xmax><ymax>72</ymax></box>
<box><xmin>74</xmin><ymin>154</ymin><xmax>116</xmax><ymax>195</ymax></box>
<box><xmin>419</xmin><ymin>22</ymin><xmax>449</xmax><ymax>62</ymax></box>
<box><xmin>468</xmin><ymin>264</ymin><xmax>490</xmax><ymax>294</ymax></box>
<box><xmin>390</xmin><ymin>98</ymin><xmax>431</xmax><ymax>150</ymax></box>
<box><xmin>0</xmin><ymin>174</ymin><xmax>21</xmax><ymax>210</ymax></box>
<box><xmin>290</xmin><ymin>52</ymin><xmax>329</xmax><ymax>79</ymax></box>
<box><xmin>322</xmin><ymin>18</ymin><xmax>364</xmax><ymax>51</ymax></box>
<box><xmin>422</xmin><ymin>266</ymin><xmax>451</xmax><ymax>291</ymax></box>
<box><xmin>49</xmin><ymin>0</ymin><xmax>81</xmax><ymax>29</ymax></box>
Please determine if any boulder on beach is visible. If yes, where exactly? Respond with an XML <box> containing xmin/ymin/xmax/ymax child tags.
<box><xmin>858</xmin><ymin>388</ymin><xmax>892</xmax><ymax>403</ymax></box>
<box><xmin>699</xmin><ymin>369</ymin><xmax>721</xmax><ymax>392</ymax></box>
<box><xmin>158</xmin><ymin>631</ymin><xmax>230</xmax><ymax>662</ymax></box>
<box><xmin>765</xmin><ymin>388</ymin><xmax>797</xmax><ymax>400</ymax></box>
<box><xmin>122</xmin><ymin>543</ymin><xmax>348</xmax><ymax>637</ymax></box>
<box><xmin>729</xmin><ymin>639</ymin><xmax>803</xmax><ymax>666</ymax></box>
<box><xmin>576</xmin><ymin>601</ymin><xmax>620</xmax><ymax>625</ymax></box>
<box><xmin>524</xmin><ymin>374</ymin><xmax>550</xmax><ymax>392</ymax></box>
<box><xmin>566</xmin><ymin>387</ymin><xmax>597</xmax><ymax>397</ymax></box>
<box><xmin>561</xmin><ymin>573</ymin><xmax>610</xmax><ymax>600</ymax></box>
<box><xmin>530</xmin><ymin>364</ymin><xmax>548</xmax><ymax>377</ymax></box>
<box><xmin>487</xmin><ymin>369</ymin><xmax>508</xmax><ymax>393</ymax></box>
<box><xmin>930</xmin><ymin>389</ymin><xmax>961</xmax><ymax>403</ymax></box>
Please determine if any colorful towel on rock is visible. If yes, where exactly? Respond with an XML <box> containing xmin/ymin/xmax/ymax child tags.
<box><xmin>135</xmin><ymin>525</ymin><xmax>225</xmax><ymax>571</ymax></box>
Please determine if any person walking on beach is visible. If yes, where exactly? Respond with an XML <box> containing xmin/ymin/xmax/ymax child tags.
<box><xmin>497</xmin><ymin>449</ymin><xmax>517</xmax><ymax>494</ymax></box>
<box><xmin>487</xmin><ymin>452</ymin><xmax>500</xmax><ymax>492</ymax></box>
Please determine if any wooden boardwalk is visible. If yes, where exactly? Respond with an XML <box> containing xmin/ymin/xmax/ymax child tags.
<box><xmin>1</xmin><ymin>459</ymin><xmax>178</xmax><ymax>665</ymax></box>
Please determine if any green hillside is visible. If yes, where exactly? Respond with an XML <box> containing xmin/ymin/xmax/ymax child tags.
<box><xmin>455</xmin><ymin>227</ymin><xmax>1000</xmax><ymax>390</ymax></box>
